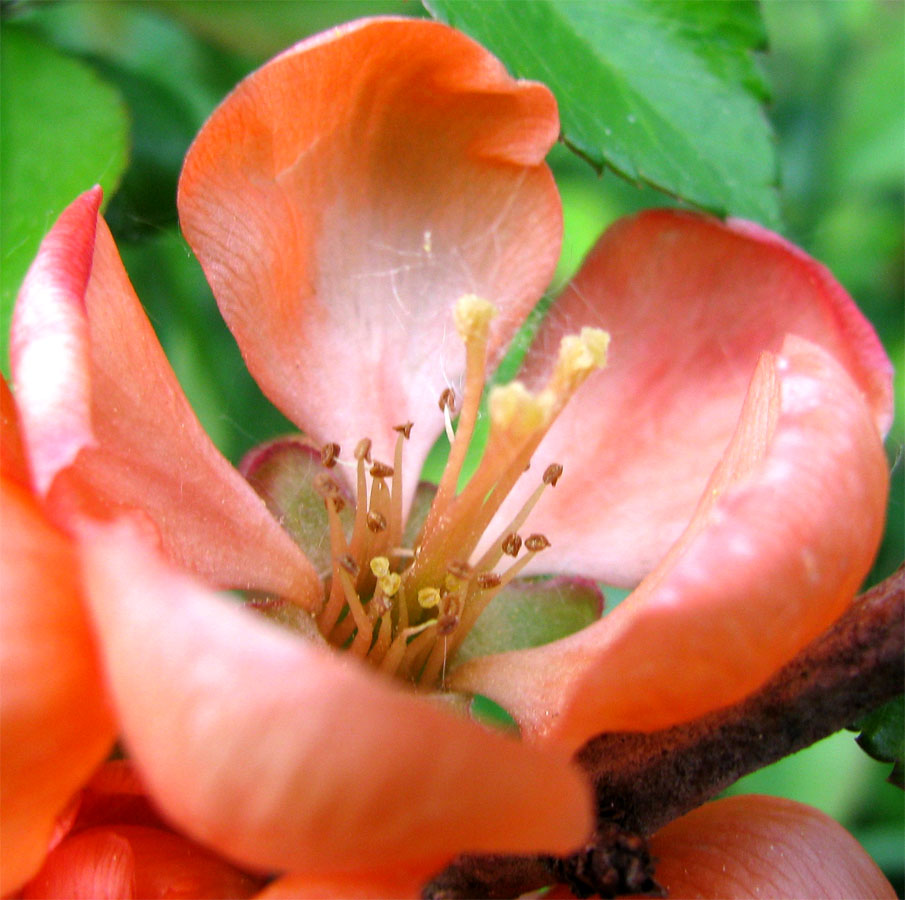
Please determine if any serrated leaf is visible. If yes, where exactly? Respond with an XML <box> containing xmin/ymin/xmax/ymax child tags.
<box><xmin>853</xmin><ymin>695</ymin><xmax>904</xmax><ymax>789</ymax></box>
<box><xmin>425</xmin><ymin>0</ymin><xmax>780</xmax><ymax>226</ymax></box>
<box><xmin>0</xmin><ymin>27</ymin><xmax>129</xmax><ymax>374</ymax></box>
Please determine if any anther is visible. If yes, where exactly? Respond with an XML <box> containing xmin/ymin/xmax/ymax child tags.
<box><xmin>476</xmin><ymin>572</ymin><xmax>502</xmax><ymax>589</ymax></box>
<box><xmin>446</xmin><ymin>560</ymin><xmax>472</xmax><ymax>581</ymax></box>
<box><xmin>320</xmin><ymin>442</ymin><xmax>340</xmax><ymax>468</ymax></box>
<box><xmin>354</xmin><ymin>438</ymin><xmax>372</xmax><ymax>462</ymax></box>
<box><xmin>437</xmin><ymin>613</ymin><xmax>459</xmax><ymax>636</ymax></box>
<box><xmin>501</xmin><ymin>532</ymin><xmax>522</xmax><ymax>557</ymax></box>
<box><xmin>418</xmin><ymin>587</ymin><xmax>442</xmax><ymax>609</ymax></box>
<box><xmin>543</xmin><ymin>463</ymin><xmax>563</xmax><ymax>486</ymax></box>
<box><xmin>370</xmin><ymin>461</ymin><xmax>394</xmax><ymax>479</ymax></box>
<box><xmin>313</xmin><ymin>473</ymin><xmax>344</xmax><ymax>504</ymax></box>
<box><xmin>438</xmin><ymin>387</ymin><xmax>456</xmax><ymax>413</ymax></box>
<box><xmin>525</xmin><ymin>533</ymin><xmax>551</xmax><ymax>552</ymax></box>
<box><xmin>378</xmin><ymin>572</ymin><xmax>402</xmax><ymax>597</ymax></box>
<box><xmin>393</xmin><ymin>422</ymin><xmax>413</xmax><ymax>439</ymax></box>
<box><xmin>339</xmin><ymin>554</ymin><xmax>360</xmax><ymax>576</ymax></box>
<box><xmin>369</xmin><ymin>557</ymin><xmax>391</xmax><ymax>578</ymax></box>
<box><xmin>367</xmin><ymin>511</ymin><xmax>387</xmax><ymax>533</ymax></box>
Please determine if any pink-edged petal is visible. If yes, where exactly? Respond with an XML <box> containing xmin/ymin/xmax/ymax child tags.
<box><xmin>494</xmin><ymin>210</ymin><xmax>893</xmax><ymax>585</ymax></box>
<box><xmin>0</xmin><ymin>478</ymin><xmax>115</xmax><ymax>895</ymax></box>
<box><xmin>646</xmin><ymin>795</ymin><xmax>896</xmax><ymax>899</ymax></box>
<box><xmin>452</xmin><ymin>338</ymin><xmax>889</xmax><ymax>751</ymax></box>
<box><xmin>22</xmin><ymin>825</ymin><xmax>262</xmax><ymax>900</ymax></box>
<box><xmin>78</xmin><ymin>516</ymin><xmax>593</xmax><ymax>875</ymax></box>
<box><xmin>11</xmin><ymin>189</ymin><xmax>320</xmax><ymax>605</ymax></box>
<box><xmin>178</xmin><ymin>18</ymin><xmax>561</xmax><ymax>505</ymax></box>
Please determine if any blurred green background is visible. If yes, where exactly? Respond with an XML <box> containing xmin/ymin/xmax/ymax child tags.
<box><xmin>2</xmin><ymin>0</ymin><xmax>902</xmax><ymax>891</ymax></box>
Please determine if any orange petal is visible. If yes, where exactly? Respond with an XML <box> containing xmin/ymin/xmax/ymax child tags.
<box><xmin>78</xmin><ymin>516</ymin><xmax>592</xmax><ymax>875</ymax></box>
<box><xmin>22</xmin><ymin>825</ymin><xmax>262</xmax><ymax>900</ymax></box>
<box><xmin>1</xmin><ymin>374</ymin><xmax>29</xmax><ymax>487</ymax></box>
<box><xmin>453</xmin><ymin>338</ymin><xmax>889</xmax><ymax>750</ymax></box>
<box><xmin>645</xmin><ymin>795</ymin><xmax>896</xmax><ymax>899</ymax></box>
<box><xmin>491</xmin><ymin>210</ymin><xmax>893</xmax><ymax>585</ymax></box>
<box><xmin>0</xmin><ymin>478</ymin><xmax>115</xmax><ymax>895</ymax></box>
<box><xmin>255</xmin><ymin>867</ymin><xmax>428</xmax><ymax>899</ymax></box>
<box><xmin>178</xmin><ymin>18</ymin><xmax>561</xmax><ymax>506</ymax></box>
<box><xmin>11</xmin><ymin>189</ymin><xmax>320</xmax><ymax>605</ymax></box>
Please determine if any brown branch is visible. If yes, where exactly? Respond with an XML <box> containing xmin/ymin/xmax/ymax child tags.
<box><xmin>423</xmin><ymin>566</ymin><xmax>904</xmax><ymax>899</ymax></box>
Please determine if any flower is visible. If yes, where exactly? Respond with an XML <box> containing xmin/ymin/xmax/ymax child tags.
<box><xmin>2</xmin><ymin>16</ymin><xmax>893</xmax><ymax>897</ymax></box>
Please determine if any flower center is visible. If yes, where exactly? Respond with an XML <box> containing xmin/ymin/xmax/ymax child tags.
<box><xmin>311</xmin><ymin>295</ymin><xmax>609</xmax><ymax>688</ymax></box>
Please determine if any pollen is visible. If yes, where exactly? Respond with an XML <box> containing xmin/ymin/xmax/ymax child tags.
<box><xmin>296</xmin><ymin>301</ymin><xmax>608</xmax><ymax>687</ymax></box>
<box><xmin>453</xmin><ymin>293</ymin><xmax>497</xmax><ymax>344</ymax></box>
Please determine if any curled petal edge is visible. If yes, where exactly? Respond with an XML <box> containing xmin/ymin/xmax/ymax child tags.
<box><xmin>452</xmin><ymin>336</ymin><xmax>890</xmax><ymax>751</ymax></box>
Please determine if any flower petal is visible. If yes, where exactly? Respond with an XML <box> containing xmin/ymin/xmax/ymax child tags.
<box><xmin>0</xmin><ymin>478</ymin><xmax>115</xmax><ymax>895</ymax></box>
<box><xmin>11</xmin><ymin>189</ymin><xmax>320</xmax><ymax>605</ymax></box>
<box><xmin>255</xmin><ymin>868</ymin><xmax>428</xmax><ymax>899</ymax></box>
<box><xmin>452</xmin><ymin>338</ymin><xmax>889</xmax><ymax>749</ymax></box>
<box><xmin>22</xmin><ymin>825</ymin><xmax>262</xmax><ymax>900</ymax></box>
<box><xmin>78</xmin><ymin>516</ymin><xmax>593</xmax><ymax>875</ymax></box>
<box><xmin>178</xmin><ymin>18</ymin><xmax>561</xmax><ymax>505</ymax></box>
<box><xmin>1</xmin><ymin>374</ymin><xmax>29</xmax><ymax>487</ymax></box>
<box><xmin>647</xmin><ymin>795</ymin><xmax>896</xmax><ymax>899</ymax></box>
<box><xmin>495</xmin><ymin>210</ymin><xmax>893</xmax><ymax>585</ymax></box>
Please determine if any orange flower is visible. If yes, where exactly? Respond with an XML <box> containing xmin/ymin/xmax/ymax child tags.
<box><xmin>2</xmin><ymin>17</ymin><xmax>893</xmax><ymax>897</ymax></box>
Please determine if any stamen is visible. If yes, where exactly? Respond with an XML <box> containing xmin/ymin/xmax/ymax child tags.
<box><xmin>501</xmin><ymin>532</ymin><xmax>522</xmax><ymax>556</ymax></box>
<box><xmin>524</xmin><ymin>533</ymin><xmax>551</xmax><ymax>552</ymax></box>
<box><xmin>320</xmin><ymin>442</ymin><xmax>340</xmax><ymax>468</ymax></box>
<box><xmin>543</xmin><ymin>463</ymin><xmax>563</xmax><ymax>486</ymax></box>
<box><xmin>438</xmin><ymin>387</ymin><xmax>456</xmax><ymax>414</ymax></box>
<box><xmin>418</xmin><ymin>587</ymin><xmax>442</xmax><ymax>608</ymax></box>
<box><xmin>393</xmin><ymin>421</ymin><xmax>414</xmax><ymax>439</ymax></box>
<box><xmin>370</xmin><ymin>461</ymin><xmax>394</xmax><ymax>479</ymax></box>
<box><xmin>367</xmin><ymin>511</ymin><xmax>387</xmax><ymax>533</ymax></box>
<box><xmin>354</xmin><ymin>438</ymin><xmax>372</xmax><ymax>462</ymax></box>
<box><xmin>369</xmin><ymin>556</ymin><xmax>391</xmax><ymax>578</ymax></box>
<box><xmin>475</xmin><ymin>572</ymin><xmax>502</xmax><ymax>589</ymax></box>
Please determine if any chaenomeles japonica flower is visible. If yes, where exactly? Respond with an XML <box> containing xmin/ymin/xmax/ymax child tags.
<box><xmin>1</xmin><ymin>17</ymin><xmax>896</xmax><ymax>899</ymax></box>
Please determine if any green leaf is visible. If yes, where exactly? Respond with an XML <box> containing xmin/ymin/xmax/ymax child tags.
<box><xmin>425</xmin><ymin>0</ymin><xmax>780</xmax><ymax>225</ymax></box>
<box><xmin>852</xmin><ymin>696</ymin><xmax>904</xmax><ymax>789</ymax></box>
<box><xmin>0</xmin><ymin>27</ymin><xmax>129</xmax><ymax>374</ymax></box>
<box><xmin>454</xmin><ymin>576</ymin><xmax>603</xmax><ymax>666</ymax></box>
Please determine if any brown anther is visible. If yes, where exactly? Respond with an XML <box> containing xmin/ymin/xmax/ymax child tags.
<box><xmin>476</xmin><ymin>572</ymin><xmax>502</xmax><ymax>589</ymax></box>
<box><xmin>393</xmin><ymin>422</ymin><xmax>413</xmax><ymax>439</ymax></box>
<box><xmin>320</xmin><ymin>442</ymin><xmax>340</xmax><ymax>468</ymax></box>
<box><xmin>366</xmin><ymin>511</ymin><xmax>387</xmax><ymax>533</ymax></box>
<box><xmin>313</xmin><ymin>472</ymin><xmax>341</xmax><ymax>498</ymax></box>
<box><xmin>327</xmin><ymin>494</ymin><xmax>346</xmax><ymax>513</ymax></box>
<box><xmin>446</xmin><ymin>560</ymin><xmax>472</xmax><ymax>581</ymax></box>
<box><xmin>543</xmin><ymin>462</ymin><xmax>563</xmax><ymax>486</ymax></box>
<box><xmin>437</xmin><ymin>613</ymin><xmax>459</xmax><ymax>636</ymax></box>
<box><xmin>501</xmin><ymin>532</ymin><xmax>522</xmax><ymax>557</ymax></box>
<box><xmin>354</xmin><ymin>438</ymin><xmax>372</xmax><ymax>462</ymax></box>
<box><xmin>369</xmin><ymin>461</ymin><xmax>394</xmax><ymax>479</ymax></box>
<box><xmin>438</xmin><ymin>387</ymin><xmax>456</xmax><ymax>412</ymax></box>
<box><xmin>338</xmin><ymin>554</ymin><xmax>360</xmax><ymax>576</ymax></box>
<box><xmin>525</xmin><ymin>533</ymin><xmax>551</xmax><ymax>552</ymax></box>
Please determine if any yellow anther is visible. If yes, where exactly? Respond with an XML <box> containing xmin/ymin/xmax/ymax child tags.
<box><xmin>418</xmin><ymin>587</ymin><xmax>442</xmax><ymax>609</ymax></box>
<box><xmin>488</xmin><ymin>382</ymin><xmax>549</xmax><ymax>434</ymax></box>
<box><xmin>369</xmin><ymin>556</ymin><xmax>391</xmax><ymax>578</ymax></box>
<box><xmin>552</xmin><ymin>327</ymin><xmax>610</xmax><ymax>393</ymax></box>
<box><xmin>454</xmin><ymin>294</ymin><xmax>497</xmax><ymax>343</ymax></box>
<box><xmin>378</xmin><ymin>572</ymin><xmax>402</xmax><ymax>597</ymax></box>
